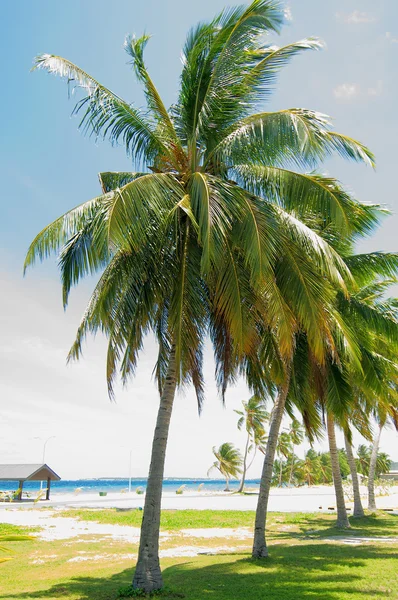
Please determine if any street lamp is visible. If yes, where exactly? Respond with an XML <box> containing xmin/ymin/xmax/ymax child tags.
<box><xmin>120</xmin><ymin>446</ymin><xmax>134</xmax><ymax>493</ymax></box>
<box><xmin>129</xmin><ymin>449</ymin><xmax>133</xmax><ymax>494</ymax></box>
<box><xmin>34</xmin><ymin>436</ymin><xmax>55</xmax><ymax>489</ymax></box>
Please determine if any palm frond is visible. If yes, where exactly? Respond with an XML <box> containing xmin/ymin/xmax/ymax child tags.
<box><xmin>33</xmin><ymin>55</ymin><xmax>171</xmax><ymax>166</ymax></box>
<box><xmin>208</xmin><ymin>109</ymin><xmax>374</xmax><ymax>169</ymax></box>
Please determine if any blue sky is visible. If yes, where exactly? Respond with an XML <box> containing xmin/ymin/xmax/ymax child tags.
<box><xmin>0</xmin><ymin>1</ymin><xmax>397</xmax><ymax>477</ymax></box>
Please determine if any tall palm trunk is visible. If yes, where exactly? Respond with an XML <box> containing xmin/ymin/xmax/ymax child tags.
<box><xmin>278</xmin><ymin>457</ymin><xmax>283</xmax><ymax>486</ymax></box>
<box><xmin>327</xmin><ymin>413</ymin><xmax>350</xmax><ymax>528</ymax></box>
<box><xmin>237</xmin><ymin>432</ymin><xmax>251</xmax><ymax>493</ymax></box>
<box><xmin>288</xmin><ymin>447</ymin><xmax>295</xmax><ymax>486</ymax></box>
<box><xmin>368</xmin><ymin>422</ymin><xmax>383</xmax><ymax>511</ymax></box>
<box><xmin>252</xmin><ymin>370</ymin><xmax>291</xmax><ymax>558</ymax></box>
<box><xmin>133</xmin><ymin>347</ymin><xmax>177</xmax><ymax>592</ymax></box>
<box><xmin>344</xmin><ymin>434</ymin><xmax>364</xmax><ymax>518</ymax></box>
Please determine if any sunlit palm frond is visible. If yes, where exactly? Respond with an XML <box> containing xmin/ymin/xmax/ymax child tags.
<box><xmin>209</xmin><ymin>109</ymin><xmax>374</xmax><ymax>169</ymax></box>
<box><xmin>33</xmin><ymin>55</ymin><xmax>171</xmax><ymax>166</ymax></box>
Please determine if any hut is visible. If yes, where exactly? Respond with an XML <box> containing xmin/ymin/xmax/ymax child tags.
<box><xmin>0</xmin><ymin>464</ymin><xmax>61</xmax><ymax>500</ymax></box>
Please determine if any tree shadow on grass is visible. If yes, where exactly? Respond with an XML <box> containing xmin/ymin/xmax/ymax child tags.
<box><xmin>2</xmin><ymin>543</ymin><xmax>397</xmax><ymax>600</ymax></box>
<box><xmin>296</xmin><ymin>513</ymin><xmax>398</xmax><ymax>539</ymax></box>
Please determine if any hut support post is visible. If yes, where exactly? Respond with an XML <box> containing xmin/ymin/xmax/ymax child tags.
<box><xmin>46</xmin><ymin>478</ymin><xmax>51</xmax><ymax>500</ymax></box>
<box><xmin>18</xmin><ymin>480</ymin><xmax>23</xmax><ymax>501</ymax></box>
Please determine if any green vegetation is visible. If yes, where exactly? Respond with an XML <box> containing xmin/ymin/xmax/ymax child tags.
<box><xmin>58</xmin><ymin>508</ymin><xmax>255</xmax><ymax>530</ymax></box>
<box><xmin>0</xmin><ymin>513</ymin><xmax>397</xmax><ymax>599</ymax></box>
<box><xmin>208</xmin><ymin>443</ymin><xmax>243</xmax><ymax>491</ymax></box>
<box><xmin>56</xmin><ymin>508</ymin><xmax>398</xmax><ymax>538</ymax></box>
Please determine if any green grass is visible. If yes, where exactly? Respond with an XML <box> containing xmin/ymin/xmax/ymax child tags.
<box><xmin>57</xmin><ymin>508</ymin><xmax>398</xmax><ymax>538</ymax></box>
<box><xmin>58</xmin><ymin>508</ymin><xmax>257</xmax><ymax>530</ymax></box>
<box><xmin>0</xmin><ymin>512</ymin><xmax>397</xmax><ymax>599</ymax></box>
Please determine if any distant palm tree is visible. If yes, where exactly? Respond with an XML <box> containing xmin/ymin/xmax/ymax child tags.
<box><xmin>235</xmin><ymin>395</ymin><xmax>269</xmax><ymax>492</ymax></box>
<box><xmin>287</xmin><ymin>419</ymin><xmax>304</xmax><ymax>486</ymax></box>
<box><xmin>356</xmin><ymin>443</ymin><xmax>392</xmax><ymax>479</ymax></box>
<box><xmin>208</xmin><ymin>443</ymin><xmax>243</xmax><ymax>491</ymax></box>
<box><xmin>276</xmin><ymin>432</ymin><xmax>292</xmax><ymax>486</ymax></box>
<box><xmin>302</xmin><ymin>449</ymin><xmax>321</xmax><ymax>486</ymax></box>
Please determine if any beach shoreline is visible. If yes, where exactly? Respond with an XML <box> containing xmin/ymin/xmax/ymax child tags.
<box><xmin>1</xmin><ymin>484</ymin><xmax>397</xmax><ymax>513</ymax></box>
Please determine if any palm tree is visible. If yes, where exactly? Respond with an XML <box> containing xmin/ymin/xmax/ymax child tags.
<box><xmin>208</xmin><ymin>443</ymin><xmax>243</xmax><ymax>490</ymax></box>
<box><xmin>287</xmin><ymin>419</ymin><xmax>304</xmax><ymax>486</ymax></box>
<box><xmin>327</xmin><ymin>412</ymin><xmax>350</xmax><ymax>527</ymax></box>
<box><xmin>26</xmin><ymin>1</ymin><xmax>381</xmax><ymax>587</ymax></box>
<box><xmin>276</xmin><ymin>432</ymin><xmax>292</xmax><ymax>486</ymax></box>
<box><xmin>302</xmin><ymin>449</ymin><xmax>321</xmax><ymax>485</ymax></box>
<box><xmin>356</xmin><ymin>444</ymin><xmax>372</xmax><ymax>476</ymax></box>
<box><xmin>344</xmin><ymin>434</ymin><xmax>365</xmax><ymax>517</ymax></box>
<box><xmin>235</xmin><ymin>395</ymin><xmax>269</xmax><ymax>492</ymax></box>
<box><xmin>317</xmin><ymin>451</ymin><xmax>332</xmax><ymax>484</ymax></box>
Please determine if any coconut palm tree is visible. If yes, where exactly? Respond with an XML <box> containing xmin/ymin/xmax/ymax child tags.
<box><xmin>276</xmin><ymin>432</ymin><xmax>292</xmax><ymax>486</ymax></box>
<box><xmin>344</xmin><ymin>434</ymin><xmax>365</xmax><ymax>517</ymax></box>
<box><xmin>235</xmin><ymin>395</ymin><xmax>269</xmax><ymax>492</ymax></box>
<box><xmin>208</xmin><ymin>443</ymin><xmax>243</xmax><ymax>490</ymax></box>
<box><xmin>287</xmin><ymin>419</ymin><xmax>304</xmax><ymax>486</ymax></box>
<box><xmin>26</xmin><ymin>0</ymin><xmax>383</xmax><ymax>588</ymax></box>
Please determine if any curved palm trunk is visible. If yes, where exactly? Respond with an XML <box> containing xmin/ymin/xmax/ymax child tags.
<box><xmin>133</xmin><ymin>347</ymin><xmax>177</xmax><ymax>592</ymax></box>
<box><xmin>237</xmin><ymin>432</ymin><xmax>251</xmax><ymax>493</ymax></box>
<box><xmin>344</xmin><ymin>434</ymin><xmax>364</xmax><ymax>518</ymax></box>
<box><xmin>327</xmin><ymin>413</ymin><xmax>350</xmax><ymax>528</ymax></box>
<box><xmin>368</xmin><ymin>423</ymin><xmax>383</xmax><ymax>511</ymax></box>
<box><xmin>225</xmin><ymin>476</ymin><xmax>230</xmax><ymax>492</ymax></box>
<box><xmin>252</xmin><ymin>370</ymin><xmax>291</xmax><ymax>558</ymax></box>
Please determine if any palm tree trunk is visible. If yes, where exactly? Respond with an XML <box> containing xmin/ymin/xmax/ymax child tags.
<box><xmin>327</xmin><ymin>412</ymin><xmax>350</xmax><ymax>528</ymax></box>
<box><xmin>225</xmin><ymin>476</ymin><xmax>230</xmax><ymax>492</ymax></box>
<box><xmin>133</xmin><ymin>347</ymin><xmax>177</xmax><ymax>592</ymax></box>
<box><xmin>288</xmin><ymin>447</ymin><xmax>295</xmax><ymax>486</ymax></box>
<box><xmin>279</xmin><ymin>457</ymin><xmax>283</xmax><ymax>486</ymax></box>
<box><xmin>344</xmin><ymin>434</ymin><xmax>364</xmax><ymax>518</ymax></box>
<box><xmin>252</xmin><ymin>369</ymin><xmax>291</xmax><ymax>558</ymax></box>
<box><xmin>237</xmin><ymin>432</ymin><xmax>250</xmax><ymax>493</ymax></box>
<box><xmin>368</xmin><ymin>422</ymin><xmax>383</xmax><ymax>511</ymax></box>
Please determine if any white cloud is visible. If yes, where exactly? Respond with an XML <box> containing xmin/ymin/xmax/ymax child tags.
<box><xmin>333</xmin><ymin>80</ymin><xmax>383</xmax><ymax>101</ymax></box>
<box><xmin>333</xmin><ymin>83</ymin><xmax>360</xmax><ymax>100</ymax></box>
<box><xmin>336</xmin><ymin>10</ymin><xmax>375</xmax><ymax>24</ymax></box>
<box><xmin>284</xmin><ymin>6</ymin><xmax>293</xmax><ymax>22</ymax></box>
<box><xmin>386</xmin><ymin>32</ymin><xmax>398</xmax><ymax>44</ymax></box>
<box><xmin>367</xmin><ymin>80</ymin><xmax>383</xmax><ymax>97</ymax></box>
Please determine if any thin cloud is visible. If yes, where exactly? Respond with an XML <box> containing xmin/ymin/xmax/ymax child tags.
<box><xmin>367</xmin><ymin>80</ymin><xmax>383</xmax><ymax>97</ymax></box>
<box><xmin>386</xmin><ymin>32</ymin><xmax>398</xmax><ymax>44</ymax></box>
<box><xmin>333</xmin><ymin>83</ymin><xmax>360</xmax><ymax>100</ymax></box>
<box><xmin>336</xmin><ymin>11</ymin><xmax>375</xmax><ymax>24</ymax></box>
<box><xmin>284</xmin><ymin>6</ymin><xmax>293</xmax><ymax>22</ymax></box>
<box><xmin>333</xmin><ymin>81</ymin><xmax>383</xmax><ymax>101</ymax></box>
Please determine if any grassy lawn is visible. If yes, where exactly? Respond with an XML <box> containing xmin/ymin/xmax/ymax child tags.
<box><xmin>0</xmin><ymin>511</ymin><xmax>397</xmax><ymax>599</ymax></box>
<box><xmin>58</xmin><ymin>507</ymin><xmax>398</xmax><ymax>538</ymax></box>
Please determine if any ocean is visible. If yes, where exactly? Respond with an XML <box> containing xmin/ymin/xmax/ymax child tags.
<box><xmin>0</xmin><ymin>478</ymin><xmax>260</xmax><ymax>495</ymax></box>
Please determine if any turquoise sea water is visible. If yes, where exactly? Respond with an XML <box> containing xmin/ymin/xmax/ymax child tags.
<box><xmin>0</xmin><ymin>478</ymin><xmax>260</xmax><ymax>495</ymax></box>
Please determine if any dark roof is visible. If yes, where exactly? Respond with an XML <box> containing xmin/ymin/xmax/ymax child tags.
<box><xmin>0</xmin><ymin>464</ymin><xmax>61</xmax><ymax>481</ymax></box>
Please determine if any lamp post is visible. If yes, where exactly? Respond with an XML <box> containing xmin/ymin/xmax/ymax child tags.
<box><xmin>129</xmin><ymin>449</ymin><xmax>133</xmax><ymax>494</ymax></box>
<box><xmin>34</xmin><ymin>436</ymin><xmax>55</xmax><ymax>489</ymax></box>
